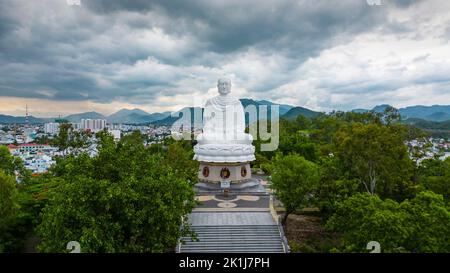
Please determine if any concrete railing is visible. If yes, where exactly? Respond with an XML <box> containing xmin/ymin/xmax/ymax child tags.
<box><xmin>277</xmin><ymin>215</ymin><xmax>291</xmax><ymax>253</ymax></box>
<box><xmin>269</xmin><ymin>194</ymin><xmax>290</xmax><ymax>253</ymax></box>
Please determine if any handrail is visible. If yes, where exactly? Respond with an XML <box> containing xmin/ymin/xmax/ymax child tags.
<box><xmin>277</xmin><ymin>215</ymin><xmax>291</xmax><ymax>253</ymax></box>
<box><xmin>176</xmin><ymin>215</ymin><xmax>186</xmax><ymax>253</ymax></box>
<box><xmin>270</xmin><ymin>194</ymin><xmax>290</xmax><ymax>253</ymax></box>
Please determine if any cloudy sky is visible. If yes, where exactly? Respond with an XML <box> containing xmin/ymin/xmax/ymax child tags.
<box><xmin>0</xmin><ymin>0</ymin><xmax>450</xmax><ymax>117</ymax></box>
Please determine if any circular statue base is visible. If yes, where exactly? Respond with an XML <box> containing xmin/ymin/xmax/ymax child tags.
<box><xmin>198</xmin><ymin>162</ymin><xmax>251</xmax><ymax>183</ymax></box>
<box><xmin>194</xmin><ymin>178</ymin><xmax>267</xmax><ymax>195</ymax></box>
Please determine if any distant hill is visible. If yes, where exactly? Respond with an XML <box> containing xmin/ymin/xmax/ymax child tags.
<box><xmin>2</xmin><ymin>102</ymin><xmax>450</xmax><ymax>125</ymax></box>
<box><xmin>351</xmin><ymin>104</ymin><xmax>450</xmax><ymax>122</ymax></box>
<box><xmin>151</xmin><ymin>107</ymin><xmax>203</xmax><ymax>127</ymax></box>
<box><xmin>151</xmin><ymin>99</ymin><xmax>296</xmax><ymax>127</ymax></box>
<box><xmin>399</xmin><ymin>105</ymin><xmax>450</xmax><ymax>120</ymax></box>
<box><xmin>107</xmin><ymin>109</ymin><xmax>170</xmax><ymax>124</ymax></box>
<box><xmin>240</xmin><ymin>99</ymin><xmax>290</xmax><ymax>124</ymax></box>
<box><xmin>0</xmin><ymin>114</ymin><xmax>50</xmax><ymax>124</ymax></box>
<box><xmin>372</xmin><ymin>104</ymin><xmax>392</xmax><ymax>113</ymax></box>
<box><xmin>403</xmin><ymin>118</ymin><xmax>450</xmax><ymax>130</ymax></box>
<box><xmin>108</xmin><ymin>108</ymin><xmax>149</xmax><ymax>121</ymax></box>
<box><xmin>424</xmin><ymin>112</ymin><xmax>450</xmax><ymax>122</ymax></box>
<box><xmin>352</xmin><ymin>104</ymin><xmax>393</xmax><ymax>114</ymax></box>
<box><xmin>64</xmin><ymin>111</ymin><xmax>106</xmax><ymax>123</ymax></box>
<box><xmin>282</xmin><ymin>107</ymin><xmax>322</xmax><ymax>119</ymax></box>
<box><xmin>351</xmin><ymin>108</ymin><xmax>369</xmax><ymax>113</ymax></box>
<box><xmin>402</xmin><ymin>117</ymin><xmax>450</xmax><ymax>138</ymax></box>
<box><xmin>0</xmin><ymin>109</ymin><xmax>170</xmax><ymax>124</ymax></box>
<box><xmin>254</xmin><ymin>100</ymin><xmax>294</xmax><ymax>116</ymax></box>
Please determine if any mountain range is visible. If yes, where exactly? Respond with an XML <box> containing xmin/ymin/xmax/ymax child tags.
<box><xmin>1</xmin><ymin>101</ymin><xmax>450</xmax><ymax>125</ymax></box>
<box><xmin>282</xmin><ymin>107</ymin><xmax>322</xmax><ymax>119</ymax></box>
<box><xmin>0</xmin><ymin>109</ymin><xmax>173</xmax><ymax>125</ymax></box>
<box><xmin>152</xmin><ymin>99</ymin><xmax>306</xmax><ymax>126</ymax></box>
<box><xmin>353</xmin><ymin>104</ymin><xmax>450</xmax><ymax>122</ymax></box>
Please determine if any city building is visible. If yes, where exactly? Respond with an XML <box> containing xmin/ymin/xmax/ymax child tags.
<box><xmin>7</xmin><ymin>143</ymin><xmax>58</xmax><ymax>174</ymax></box>
<box><xmin>108</xmin><ymin>129</ymin><xmax>121</xmax><ymax>141</ymax></box>
<box><xmin>44</xmin><ymin>122</ymin><xmax>60</xmax><ymax>135</ymax></box>
<box><xmin>7</xmin><ymin>143</ymin><xmax>55</xmax><ymax>154</ymax></box>
<box><xmin>80</xmin><ymin>119</ymin><xmax>106</xmax><ymax>133</ymax></box>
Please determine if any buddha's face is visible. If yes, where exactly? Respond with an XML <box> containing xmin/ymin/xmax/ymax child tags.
<box><xmin>217</xmin><ymin>79</ymin><xmax>231</xmax><ymax>95</ymax></box>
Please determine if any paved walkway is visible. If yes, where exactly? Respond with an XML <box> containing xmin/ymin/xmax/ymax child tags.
<box><xmin>188</xmin><ymin>212</ymin><xmax>276</xmax><ymax>226</ymax></box>
<box><xmin>193</xmin><ymin>207</ymin><xmax>269</xmax><ymax>212</ymax></box>
<box><xmin>179</xmin><ymin>176</ymin><xmax>289</xmax><ymax>253</ymax></box>
<box><xmin>195</xmin><ymin>194</ymin><xmax>270</xmax><ymax>209</ymax></box>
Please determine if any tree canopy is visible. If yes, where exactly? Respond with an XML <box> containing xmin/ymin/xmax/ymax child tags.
<box><xmin>326</xmin><ymin>191</ymin><xmax>449</xmax><ymax>252</ymax></box>
<box><xmin>270</xmin><ymin>154</ymin><xmax>320</xmax><ymax>224</ymax></box>
<box><xmin>37</xmin><ymin>131</ymin><xmax>197</xmax><ymax>252</ymax></box>
<box><xmin>264</xmin><ymin>108</ymin><xmax>449</xmax><ymax>252</ymax></box>
<box><xmin>0</xmin><ymin>171</ymin><xmax>19</xmax><ymax>252</ymax></box>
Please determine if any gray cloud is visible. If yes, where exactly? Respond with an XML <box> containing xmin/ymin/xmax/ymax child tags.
<box><xmin>0</xmin><ymin>0</ymin><xmax>449</xmax><ymax>114</ymax></box>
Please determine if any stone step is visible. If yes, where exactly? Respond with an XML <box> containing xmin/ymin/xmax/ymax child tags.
<box><xmin>188</xmin><ymin>224</ymin><xmax>277</xmax><ymax>227</ymax></box>
<box><xmin>180</xmin><ymin>249</ymin><xmax>285</xmax><ymax>253</ymax></box>
<box><xmin>178</xmin><ymin>245</ymin><xmax>286</xmax><ymax>253</ymax></box>
<box><xmin>180</xmin><ymin>245</ymin><xmax>284</xmax><ymax>250</ymax></box>
<box><xmin>191</xmin><ymin>229</ymin><xmax>278</xmax><ymax>233</ymax></box>
<box><xmin>192</xmin><ymin>230</ymin><xmax>279</xmax><ymax>233</ymax></box>
<box><xmin>191</xmin><ymin>225</ymin><xmax>278</xmax><ymax>229</ymax></box>
<box><xmin>183</xmin><ymin>236</ymin><xmax>281</xmax><ymax>239</ymax></box>
<box><xmin>181</xmin><ymin>236</ymin><xmax>282</xmax><ymax>240</ymax></box>
<box><xmin>181</xmin><ymin>249</ymin><xmax>285</xmax><ymax>253</ymax></box>
<box><xmin>190</xmin><ymin>231</ymin><xmax>279</xmax><ymax>234</ymax></box>
<box><xmin>178</xmin><ymin>212</ymin><xmax>288</xmax><ymax>253</ymax></box>
<box><xmin>180</xmin><ymin>244</ymin><xmax>284</xmax><ymax>250</ymax></box>
<box><xmin>183</xmin><ymin>236</ymin><xmax>280</xmax><ymax>243</ymax></box>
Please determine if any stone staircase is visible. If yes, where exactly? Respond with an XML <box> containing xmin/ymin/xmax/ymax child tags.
<box><xmin>177</xmin><ymin>212</ymin><xmax>288</xmax><ymax>253</ymax></box>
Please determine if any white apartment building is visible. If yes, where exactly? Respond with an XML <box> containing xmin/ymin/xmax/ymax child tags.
<box><xmin>44</xmin><ymin>122</ymin><xmax>60</xmax><ymax>135</ymax></box>
<box><xmin>108</xmin><ymin>129</ymin><xmax>121</xmax><ymax>141</ymax></box>
<box><xmin>80</xmin><ymin>119</ymin><xmax>106</xmax><ymax>133</ymax></box>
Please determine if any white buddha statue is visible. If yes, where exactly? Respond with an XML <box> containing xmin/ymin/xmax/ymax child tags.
<box><xmin>194</xmin><ymin>79</ymin><xmax>255</xmax><ymax>163</ymax></box>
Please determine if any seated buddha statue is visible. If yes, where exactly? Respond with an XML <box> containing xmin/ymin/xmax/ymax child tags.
<box><xmin>194</xmin><ymin>78</ymin><xmax>255</xmax><ymax>163</ymax></box>
<box><xmin>196</xmin><ymin>78</ymin><xmax>253</xmax><ymax>144</ymax></box>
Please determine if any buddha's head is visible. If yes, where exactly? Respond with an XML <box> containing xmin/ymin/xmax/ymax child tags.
<box><xmin>217</xmin><ymin>78</ymin><xmax>231</xmax><ymax>95</ymax></box>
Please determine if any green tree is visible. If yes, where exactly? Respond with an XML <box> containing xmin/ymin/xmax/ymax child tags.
<box><xmin>308</xmin><ymin>115</ymin><xmax>344</xmax><ymax>146</ymax></box>
<box><xmin>0</xmin><ymin>146</ymin><xmax>30</xmax><ymax>184</ymax></box>
<box><xmin>334</xmin><ymin>123</ymin><xmax>415</xmax><ymax>200</ymax></box>
<box><xmin>37</xmin><ymin>132</ymin><xmax>197</xmax><ymax>252</ymax></box>
<box><xmin>270</xmin><ymin>154</ymin><xmax>320</xmax><ymax>225</ymax></box>
<box><xmin>401</xmin><ymin>191</ymin><xmax>450</xmax><ymax>252</ymax></box>
<box><xmin>278</xmin><ymin>131</ymin><xmax>318</xmax><ymax>162</ymax></box>
<box><xmin>326</xmin><ymin>193</ymin><xmax>410</xmax><ymax>252</ymax></box>
<box><xmin>381</xmin><ymin>106</ymin><xmax>401</xmax><ymax>125</ymax></box>
<box><xmin>54</xmin><ymin>122</ymin><xmax>72</xmax><ymax>152</ymax></box>
<box><xmin>418</xmin><ymin>158</ymin><xmax>450</xmax><ymax>200</ymax></box>
<box><xmin>316</xmin><ymin>156</ymin><xmax>359</xmax><ymax>217</ymax></box>
<box><xmin>0</xmin><ymin>171</ymin><xmax>19</xmax><ymax>252</ymax></box>
<box><xmin>252</xmin><ymin>152</ymin><xmax>270</xmax><ymax>171</ymax></box>
<box><xmin>0</xmin><ymin>146</ymin><xmax>16</xmax><ymax>175</ymax></box>
<box><xmin>164</xmin><ymin>141</ymin><xmax>198</xmax><ymax>184</ymax></box>
<box><xmin>326</xmin><ymin>191</ymin><xmax>450</xmax><ymax>252</ymax></box>
<box><xmin>70</xmin><ymin>130</ymin><xmax>92</xmax><ymax>155</ymax></box>
<box><xmin>33</xmin><ymin>135</ymin><xmax>52</xmax><ymax>145</ymax></box>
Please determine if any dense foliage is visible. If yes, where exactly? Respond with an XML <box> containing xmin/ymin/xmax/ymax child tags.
<box><xmin>326</xmin><ymin>191</ymin><xmax>449</xmax><ymax>252</ymax></box>
<box><xmin>270</xmin><ymin>154</ymin><xmax>320</xmax><ymax>224</ymax></box>
<box><xmin>37</xmin><ymin>132</ymin><xmax>197</xmax><ymax>252</ymax></box>
<box><xmin>256</xmin><ymin>108</ymin><xmax>450</xmax><ymax>252</ymax></box>
<box><xmin>0</xmin><ymin>130</ymin><xmax>198</xmax><ymax>253</ymax></box>
<box><xmin>0</xmin><ymin>171</ymin><xmax>19</xmax><ymax>252</ymax></box>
